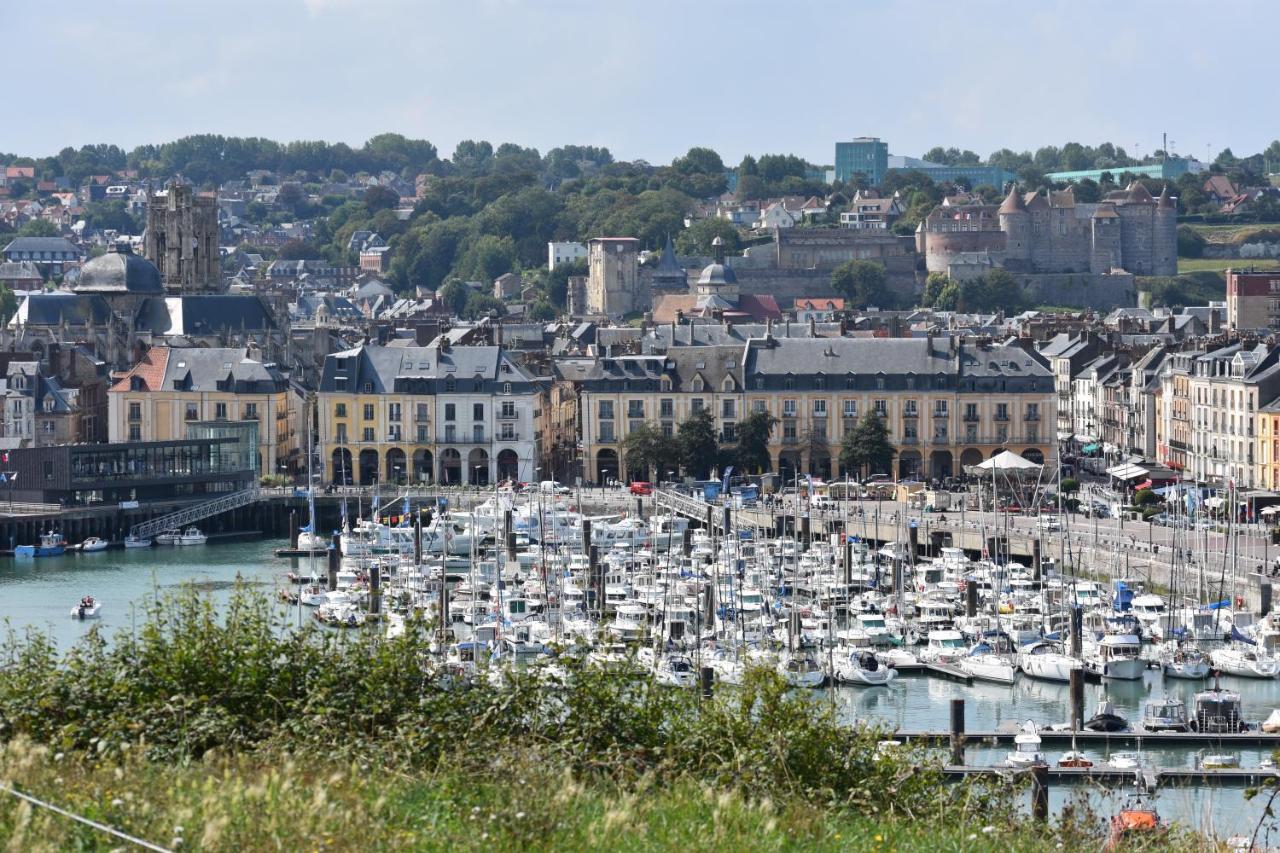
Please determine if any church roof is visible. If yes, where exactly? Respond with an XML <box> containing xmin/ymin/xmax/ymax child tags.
<box><xmin>74</xmin><ymin>244</ymin><xmax>164</xmax><ymax>295</ymax></box>
<box><xmin>9</xmin><ymin>292</ymin><xmax>113</xmax><ymax>327</ymax></box>
<box><xmin>656</xmin><ymin>235</ymin><xmax>681</xmax><ymax>272</ymax></box>
<box><xmin>134</xmin><ymin>295</ymin><xmax>277</xmax><ymax>336</ymax></box>
<box><xmin>696</xmin><ymin>262</ymin><xmax>737</xmax><ymax>287</ymax></box>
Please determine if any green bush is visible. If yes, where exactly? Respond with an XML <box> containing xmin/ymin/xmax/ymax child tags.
<box><xmin>1176</xmin><ymin>224</ymin><xmax>1206</xmax><ymax>258</ymax></box>
<box><xmin>1060</xmin><ymin>478</ymin><xmax>1079</xmax><ymax>494</ymax></box>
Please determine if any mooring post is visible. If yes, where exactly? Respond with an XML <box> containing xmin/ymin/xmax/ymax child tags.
<box><xmin>908</xmin><ymin>522</ymin><xmax>918</xmax><ymax>563</ymax></box>
<box><xmin>1031</xmin><ymin>764</ymin><xmax>1049</xmax><ymax>822</ymax></box>
<box><xmin>949</xmin><ymin>698</ymin><xmax>965</xmax><ymax>765</ymax></box>
<box><xmin>1262</xmin><ymin>581</ymin><xmax>1273</xmax><ymax>618</ymax></box>
<box><xmin>368</xmin><ymin>555</ymin><xmax>381</xmax><ymax>615</ymax></box>
<box><xmin>289</xmin><ymin>509</ymin><xmax>298</xmax><ymax>550</ymax></box>
<box><xmin>327</xmin><ymin>532</ymin><xmax>340</xmax><ymax>592</ymax></box>
<box><xmin>965</xmin><ymin>581</ymin><xmax>978</xmax><ymax>618</ymax></box>
<box><xmin>700</xmin><ymin>666</ymin><xmax>714</xmax><ymax>700</ymax></box>
<box><xmin>1069</xmin><ymin>668</ymin><xmax>1084</xmax><ymax>731</ymax></box>
<box><xmin>1069</xmin><ymin>604</ymin><xmax>1083</xmax><ymax>659</ymax></box>
<box><xmin>1032</xmin><ymin>538</ymin><xmax>1042</xmax><ymax>581</ymax></box>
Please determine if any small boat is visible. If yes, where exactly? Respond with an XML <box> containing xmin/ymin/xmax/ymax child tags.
<box><xmin>958</xmin><ymin>639</ymin><xmax>1017</xmax><ymax>685</ymax></box>
<box><xmin>1200</xmin><ymin>752</ymin><xmax>1240</xmax><ymax>769</ymax></box>
<box><xmin>70</xmin><ymin>596</ymin><xmax>101</xmax><ymax>620</ymax></box>
<box><xmin>78</xmin><ymin>536</ymin><xmax>108</xmax><ymax>553</ymax></box>
<box><xmin>1210</xmin><ymin>643</ymin><xmax>1280</xmax><ymax>679</ymax></box>
<box><xmin>1005</xmin><ymin>721</ymin><xmax>1046</xmax><ymax>768</ymax></box>
<box><xmin>124</xmin><ymin>535</ymin><xmax>152</xmax><ymax>548</ymax></box>
<box><xmin>1141</xmin><ymin>697</ymin><xmax>1189</xmax><ymax>733</ymax></box>
<box><xmin>16</xmin><ymin>531</ymin><xmax>66</xmax><ymax>558</ymax></box>
<box><xmin>1108</xmin><ymin>751</ymin><xmax>1142</xmax><ymax>770</ymax></box>
<box><xmin>777</xmin><ymin>650</ymin><xmax>826</xmax><ymax>688</ymax></box>
<box><xmin>1085</xmin><ymin>699</ymin><xmax>1129</xmax><ymax>732</ymax></box>
<box><xmin>156</xmin><ymin>526</ymin><xmax>207</xmax><ymax>546</ymax></box>
<box><xmin>1058</xmin><ymin>750</ymin><xmax>1093</xmax><ymax>768</ymax></box>
<box><xmin>1018</xmin><ymin>640</ymin><xmax>1081</xmax><ymax>683</ymax></box>
<box><xmin>1160</xmin><ymin>641</ymin><xmax>1211</xmax><ymax>679</ymax></box>
<box><xmin>832</xmin><ymin>648</ymin><xmax>897</xmax><ymax>686</ymax></box>
<box><xmin>1191</xmin><ymin>682</ymin><xmax>1246</xmax><ymax>733</ymax></box>
<box><xmin>1107</xmin><ymin>788</ymin><xmax>1162</xmax><ymax>850</ymax></box>
<box><xmin>1262</xmin><ymin>709</ymin><xmax>1280</xmax><ymax>734</ymax></box>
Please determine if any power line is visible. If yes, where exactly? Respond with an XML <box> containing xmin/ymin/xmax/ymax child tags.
<box><xmin>0</xmin><ymin>782</ymin><xmax>172</xmax><ymax>852</ymax></box>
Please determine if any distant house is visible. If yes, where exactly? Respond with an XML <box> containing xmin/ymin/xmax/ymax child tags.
<box><xmin>1203</xmin><ymin>175</ymin><xmax>1237</xmax><ymax>205</ymax></box>
<box><xmin>794</xmin><ymin>298</ymin><xmax>845</xmax><ymax>322</ymax></box>
<box><xmin>839</xmin><ymin>190</ymin><xmax>904</xmax><ymax>230</ymax></box>
<box><xmin>755</xmin><ymin>202</ymin><xmax>798</xmax><ymax>229</ymax></box>
<box><xmin>0</xmin><ymin>261</ymin><xmax>43</xmax><ymax>290</ymax></box>
<box><xmin>493</xmin><ymin>272</ymin><xmax>522</xmax><ymax>300</ymax></box>
<box><xmin>547</xmin><ymin>241</ymin><xmax>587</xmax><ymax>270</ymax></box>
<box><xmin>359</xmin><ymin>246</ymin><xmax>391</xmax><ymax>273</ymax></box>
<box><xmin>1</xmin><ymin>236</ymin><xmax>84</xmax><ymax>275</ymax></box>
<box><xmin>4</xmin><ymin>167</ymin><xmax>34</xmax><ymax>180</ymax></box>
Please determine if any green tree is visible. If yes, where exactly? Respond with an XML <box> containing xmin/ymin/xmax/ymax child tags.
<box><xmin>364</xmin><ymin>185</ymin><xmax>399</xmax><ymax>214</ymax></box>
<box><xmin>277</xmin><ymin>239</ymin><xmax>322</xmax><ymax>260</ymax></box>
<box><xmin>438</xmin><ymin>280</ymin><xmax>470</xmax><ymax>315</ymax></box>
<box><xmin>830</xmin><ymin>260</ymin><xmax>892</xmax><ymax>309</ymax></box>
<box><xmin>621</xmin><ymin>422</ymin><xmax>681</xmax><ymax>482</ymax></box>
<box><xmin>1177</xmin><ymin>225</ymin><xmax>1206</xmax><ymax>258</ymax></box>
<box><xmin>921</xmin><ymin>271</ymin><xmax>953</xmax><ymax>307</ymax></box>
<box><xmin>463</xmin><ymin>292</ymin><xmax>507</xmax><ymax>319</ymax></box>
<box><xmin>526</xmin><ymin>299</ymin><xmax>556</xmax><ymax>321</ymax></box>
<box><xmin>17</xmin><ymin>219</ymin><xmax>58</xmax><ymax>238</ymax></box>
<box><xmin>839</xmin><ymin>412</ymin><xmax>895</xmax><ymax>480</ymax></box>
<box><xmin>677</xmin><ymin>409</ymin><xmax>719</xmax><ymax>479</ymax></box>
<box><xmin>733</xmin><ymin>410</ymin><xmax>776</xmax><ymax>474</ymax></box>
<box><xmin>675</xmin><ymin>218</ymin><xmax>741</xmax><ymax>255</ymax></box>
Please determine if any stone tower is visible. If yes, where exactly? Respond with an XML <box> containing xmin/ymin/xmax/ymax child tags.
<box><xmin>1115</xmin><ymin>181</ymin><xmax>1156</xmax><ymax>275</ymax></box>
<box><xmin>997</xmin><ymin>184</ymin><xmax>1030</xmax><ymax>266</ymax></box>
<box><xmin>144</xmin><ymin>184</ymin><xmax>221</xmax><ymax>294</ymax></box>
<box><xmin>1153</xmin><ymin>185</ymin><xmax>1178</xmax><ymax>276</ymax></box>
<box><xmin>1089</xmin><ymin>204</ymin><xmax>1122</xmax><ymax>274</ymax></box>
<box><xmin>586</xmin><ymin>237</ymin><xmax>640</xmax><ymax>316</ymax></box>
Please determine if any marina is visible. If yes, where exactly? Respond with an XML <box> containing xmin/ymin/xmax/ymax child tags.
<box><xmin>9</xmin><ymin>473</ymin><xmax>1280</xmax><ymax>840</ymax></box>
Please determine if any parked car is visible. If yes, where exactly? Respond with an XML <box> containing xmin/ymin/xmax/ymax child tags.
<box><xmin>629</xmin><ymin>481</ymin><xmax>653</xmax><ymax>496</ymax></box>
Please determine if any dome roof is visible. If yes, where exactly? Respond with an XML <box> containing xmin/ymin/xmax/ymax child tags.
<box><xmin>75</xmin><ymin>244</ymin><xmax>163</xmax><ymax>295</ymax></box>
<box><xmin>697</xmin><ymin>262</ymin><xmax>737</xmax><ymax>287</ymax></box>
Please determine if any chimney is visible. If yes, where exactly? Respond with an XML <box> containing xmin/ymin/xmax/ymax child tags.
<box><xmin>765</xmin><ymin>317</ymin><xmax>773</xmax><ymax>341</ymax></box>
<box><xmin>808</xmin><ymin>315</ymin><xmax>817</xmax><ymax>337</ymax></box>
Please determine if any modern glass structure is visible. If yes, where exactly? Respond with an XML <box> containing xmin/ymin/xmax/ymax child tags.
<box><xmin>186</xmin><ymin>420</ymin><xmax>260</xmax><ymax>475</ymax></box>
<box><xmin>834</xmin><ymin>137</ymin><xmax>888</xmax><ymax>184</ymax></box>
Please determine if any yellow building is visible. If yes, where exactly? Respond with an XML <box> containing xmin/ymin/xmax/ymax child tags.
<box><xmin>574</xmin><ymin>335</ymin><xmax>1055</xmax><ymax>483</ymax></box>
<box><xmin>108</xmin><ymin>346</ymin><xmax>294</xmax><ymax>478</ymax></box>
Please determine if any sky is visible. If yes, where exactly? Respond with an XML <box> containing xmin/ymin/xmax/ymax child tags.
<box><xmin>10</xmin><ymin>0</ymin><xmax>1278</xmax><ymax>166</ymax></box>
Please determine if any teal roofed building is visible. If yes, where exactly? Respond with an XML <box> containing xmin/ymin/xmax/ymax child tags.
<box><xmin>1045</xmin><ymin>157</ymin><xmax>1204</xmax><ymax>184</ymax></box>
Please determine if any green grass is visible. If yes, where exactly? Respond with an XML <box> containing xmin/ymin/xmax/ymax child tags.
<box><xmin>1177</xmin><ymin>257</ymin><xmax>1280</xmax><ymax>273</ymax></box>
<box><xmin>0</xmin><ymin>740</ymin><xmax>1124</xmax><ymax>852</ymax></box>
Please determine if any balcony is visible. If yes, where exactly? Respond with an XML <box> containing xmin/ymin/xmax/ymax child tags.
<box><xmin>1024</xmin><ymin>412</ymin><xmax>1041</xmax><ymax>421</ymax></box>
<box><xmin>900</xmin><ymin>436</ymin><xmax>919</xmax><ymax>446</ymax></box>
<box><xmin>962</xmin><ymin>413</ymin><xmax>979</xmax><ymax>423</ymax></box>
<box><xmin>781</xmin><ymin>411</ymin><xmax>797</xmax><ymax>419</ymax></box>
<box><xmin>993</xmin><ymin>413</ymin><xmax>1010</xmax><ymax>422</ymax></box>
<box><xmin>932</xmin><ymin>410</ymin><xmax>949</xmax><ymax>419</ymax></box>
<box><xmin>781</xmin><ymin>435</ymin><xmax>800</xmax><ymax>445</ymax></box>
<box><xmin>497</xmin><ymin>411</ymin><xmax>519</xmax><ymax>420</ymax></box>
<box><xmin>902</xmin><ymin>410</ymin><xmax>919</xmax><ymax>419</ymax></box>
<box><xmin>437</xmin><ymin>433</ymin><xmax>488</xmax><ymax>445</ymax></box>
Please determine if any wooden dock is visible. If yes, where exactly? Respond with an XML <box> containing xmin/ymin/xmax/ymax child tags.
<box><xmin>896</xmin><ymin>729</ymin><xmax>1280</xmax><ymax>747</ymax></box>
<box><xmin>942</xmin><ymin>764</ymin><xmax>1280</xmax><ymax>787</ymax></box>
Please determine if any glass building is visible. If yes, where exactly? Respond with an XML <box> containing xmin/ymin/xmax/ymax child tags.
<box><xmin>834</xmin><ymin>137</ymin><xmax>888</xmax><ymax>184</ymax></box>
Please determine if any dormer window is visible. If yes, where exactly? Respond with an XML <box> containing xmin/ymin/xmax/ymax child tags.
<box><xmin>692</xmin><ymin>376</ymin><xmax>704</xmax><ymax>392</ymax></box>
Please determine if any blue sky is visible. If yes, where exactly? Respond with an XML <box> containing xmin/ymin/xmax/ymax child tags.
<box><xmin>11</xmin><ymin>0</ymin><xmax>1276</xmax><ymax>165</ymax></box>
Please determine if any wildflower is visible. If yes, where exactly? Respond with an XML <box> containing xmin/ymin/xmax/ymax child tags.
<box><xmin>515</xmin><ymin>812</ymin><xmax>526</xmax><ymax>820</ymax></box>
<box><xmin>111</xmin><ymin>798</ymin><xmax>124</xmax><ymax>808</ymax></box>
<box><xmin>982</xmin><ymin>826</ymin><xmax>995</xmax><ymax>835</ymax></box>
<box><xmin>968</xmin><ymin>834</ymin><xmax>977</xmax><ymax>841</ymax></box>
<box><xmin>874</xmin><ymin>835</ymin><xmax>883</xmax><ymax>843</ymax></box>
<box><xmin>53</xmin><ymin>752</ymin><xmax>64</xmax><ymax>762</ymax></box>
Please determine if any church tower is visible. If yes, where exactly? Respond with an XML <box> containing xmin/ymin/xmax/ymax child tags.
<box><xmin>144</xmin><ymin>184</ymin><xmax>222</xmax><ymax>294</ymax></box>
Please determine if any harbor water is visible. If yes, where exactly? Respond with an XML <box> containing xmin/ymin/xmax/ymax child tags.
<box><xmin>1</xmin><ymin>537</ymin><xmax>1279</xmax><ymax>839</ymax></box>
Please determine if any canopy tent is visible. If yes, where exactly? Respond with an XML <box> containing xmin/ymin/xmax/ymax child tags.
<box><xmin>1261</xmin><ymin>505</ymin><xmax>1280</xmax><ymax>517</ymax></box>
<box><xmin>964</xmin><ymin>450</ymin><xmax>1043</xmax><ymax>477</ymax></box>
<box><xmin>1081</xmin><ymin>443</ymin><xmax>1101</xmax><ymax>455</ymax></box>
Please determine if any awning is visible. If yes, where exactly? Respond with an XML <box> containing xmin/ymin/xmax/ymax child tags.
<box><xmin>1081</xmin><ymin>443</ymin><xmax>1100</xmax><ymax>455</ymax></box>
<box><xmin>1261</xmin><ymin>505</ymin><xmax>1280</xmax><ymax>517</ymax></box>
<box><xmin>1105</xmin><ymin>462</ymin><xmax>1147</xmax><ymax>481</ymax></box>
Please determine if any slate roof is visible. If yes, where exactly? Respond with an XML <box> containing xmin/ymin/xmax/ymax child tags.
<box><xmin>134</xmin><ymin>295</ymin><xmax>277</xmax><ymax>336</ymax></box>
<box><xmin>113</xmin><ymin>346</ymin><xmax>285</xmax><ymax>394</ymax></box>
<box><xmin>10</xmin><ymin>292</ymin><xmax>113</xmax><ymax>327</ymax></box>
<box><xmin>74</xmin><ymin>245</ymin><xmax>163</xmax><ymax>294</ymax></box>
<box><xmin>318</xmin><ymin>343</ymin><xmax>535</xmax><ymax>395</ymax></box>
<box><xmin>2</xmin><ymin>237</ymin><xmax>83</xmax><ymax>257</ymax></box>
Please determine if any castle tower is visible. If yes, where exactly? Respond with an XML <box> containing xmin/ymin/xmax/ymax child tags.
<box><xmin>586</xmin><ymin>237</ymin><xmax>639</xmax><ymax>316</ymax></box>
<box><xmin>1089</xmin><ymin>204</ymin><xmax>1121</xmax><ymax>274</ymax></box>
<box><xmin>1115</xmin><ymin>181</ymin><xmax>1156</xmax><ymax>275</ymax></box>
<box><xmin>997</xmin><ymin>184</ymin><xmax>1031</xmax><ymax>266</ymax></box>
<box><xmin>1153</xmin><ymin>185</ymin><xmax>1178</xmax><ymax>276</ymax></box>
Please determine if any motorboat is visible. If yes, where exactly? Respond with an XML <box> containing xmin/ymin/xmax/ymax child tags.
<box><xmin>1018</xmin><ymin>640</ymin><xmax>1081</xmax><ymax>683</ymax></box>
<box><xmin>1107</xmin><ymin>751</ymin><xmax>1142</xmax><ymax>770</ymax></box>
<box><xmin>1004</xmin><ymin>721</ymin><xmax>1046</xmax><ymax>768</ymax></box>
<box><xmin>70</xmin><ymin>596</ymin><xmax>101</xmax><ymax>620</ymax></box>
<box><xmin>1084</xmin><ymin>700</ymin><xmax>1129</xmax><ymax>732</ymax></box>
<box><xmin>78</xmin><ymin>536</ymin><xmax>108</xmax><ymax>553</ymax></box>
<box><xmin>1084</xmin><ymin>632</ymin><xmax>1146</xmax><ymax>681</ymax></box>
<box><xmin>1190</xmin><ymin>683</ymin><xmax>1245</xmax><ymax>733</ymax></box>
<box><xmin>156</xmin><ymin>526</ymin><xmax>207</xmax><ymax>546</ymax></box>
<box><xmin>1141</xmin><ymin>697</ymin><xmax>1189</xmax><ymax>732</ymax></box>
<box><xmin>1159</xmin><ymin>641</ymin><xmax>1210</xmax><ymax>679</ymax></box>
<box><xmin>1209</xmin><ymin>643</ymin><xmax>1280</xmax><ymax>679</ymax></box>
<box><xmin>124</xmin><ymin>535</ymin><xmax>152</xmax><ymax>548</ymax></box>
<box><xmin>1107</xmin><ymin>789</ymin><xmax>1161</xmax><ymax>848</ymax></box>
<box><xmin>831</xmin><ymin>648</ymin><xmax>897</xmax><ymax>686</ymax></box>
<box><xmin>16</xmin><ymin>531</ymin><xmax>66</xmax><ymax>558</ymax></box>
<box><xmin>919</xmin><ymin>629</ymin><xmax>967</xmax><ymax>665</ymax></box>
<box><xmin>1200</xmin><ymin>752</ymin><xmax>1240</xmax><ymax>769</ymax></box>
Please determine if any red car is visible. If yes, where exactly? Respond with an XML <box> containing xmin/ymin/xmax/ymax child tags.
<box><xmin>629</xmin><ymin>481</ymin><xmax>653</xmax><ymax>496</ymax></box>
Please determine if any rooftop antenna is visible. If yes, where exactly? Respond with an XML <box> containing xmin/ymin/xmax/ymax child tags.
<box><xmin>1162</xmin><ymin>131</ymin><xmax>1167</xmax><ymax>161</ymax></box>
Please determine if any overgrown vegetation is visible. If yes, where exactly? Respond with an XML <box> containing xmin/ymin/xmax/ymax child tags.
<box><xmin>0</xmin><ymin>585</ymin><xmax>1152</xmax><ymax>850</ymax></box>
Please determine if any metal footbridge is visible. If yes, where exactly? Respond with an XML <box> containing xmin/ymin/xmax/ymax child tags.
<box><xmin>128</xmin><ymin>485</ymin><xmax>261</xmax><ymax>539</ymax></box>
